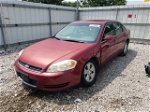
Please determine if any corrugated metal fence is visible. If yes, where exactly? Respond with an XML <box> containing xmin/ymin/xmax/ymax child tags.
<box><xmin>80</xmin><ymin>5</ymin><xmax>150</xmax><ymax>42</ymax></box>
<box><xmin>0</xmin><ymin>1</ymin><xmax>150</xmax><ymax>48</ymax></box>
<box><xmin>0</xmin><ymin>1</ymin><xmax>77</xmax><ymax>48</ymax></box>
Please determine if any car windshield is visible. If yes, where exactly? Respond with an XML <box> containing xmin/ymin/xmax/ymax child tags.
<box><xmin>55</xmin><ymin>23</ymin><xmax>101</xmax><ymax>43</ymax></box>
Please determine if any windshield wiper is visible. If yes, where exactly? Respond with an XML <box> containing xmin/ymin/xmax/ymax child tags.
<box><xmin>51</xmin><ymin>37</ymin><xmax>85</xmax><ymax>43</ymax></box>
<box><xmin>63</xmin><ymin>39</ymin><xmax>85</xmax><ymax>43</ymax></box>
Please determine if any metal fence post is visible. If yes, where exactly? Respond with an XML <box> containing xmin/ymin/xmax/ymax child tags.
<box><xmin>0</xmin><ymin>4</ymin><xmax>6</xmax><ymax>51</ymax></box>
<box><xmin>48</xmin><ymin>7</ymin><xmax>52</xmax><ymax>36</ymax></box>
<box><xmin>77</xmin><ymin>8</ymin><xmax>80</xmax><ymax>20</ymax></box>
<box><xmin>76</xmin><ymin>0</ymin><xmax>79</xmax><ymax>20</ymax></box>
<box><xmin>115</xmin><ymin>7</ymin><xmax>119</xmax><ymax>20</ymax></box>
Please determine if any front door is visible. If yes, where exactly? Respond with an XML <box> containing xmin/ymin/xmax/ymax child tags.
<box><xmin>100</xmin><ymin>22</ymin><xmax>117</xmax><ymax>65</ymax></box>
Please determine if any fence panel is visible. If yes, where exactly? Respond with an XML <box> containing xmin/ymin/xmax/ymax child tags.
<box><xmin>117</xmin><ymin>7</ymin><xmax>150</xmax><ymax>23</ymax></box>
<box><xmin>80</xmin><ymin>7</ymin><xmax>117</xmax><ymax>20</ymax></box>
<box><xmin>2</xmin><ymin>7</ymin><xmax>49</xmax><ymax>24</ymax></box>
<box><xmin>117</xmin><ymin>6</ymin><xmax>150</xmax><ymax>40</ymax></box>
<box><xmin>79</xmin><ymin>5</ymin><xmax>150</xmax><ymax>40</ymax></box>
<box><xmin>125</xmin><ymin>25</ymin><xmax>150</xmax><ymax>40</ymax></box>
<box><xmin>51</xmin><ymin>24</ymin><xmax>66</xmax><ymax>35</ymax></box>
<box><xmin>4</xmin><ymin>25</ymin><xmax>50</xmax><ymax>44</ymax></box>
<box><xmin>0</xmin><ymin>1</ymin><xmax>76</xmax><ymax>46</ymax></box>
<box><xmin>51</xmin><ymin>8</ymin><xmax>76</xmax><ymax>35</ymax></box>
<box><xmin>1</xmin><ymin>4</ymin><xmax>50</xmax><ymax>45</ymax></box>
<box><xmin>0</xmin><ymin>1</ymin><xmax>150</xmax><ymax>47</ymax></box>
<box><xmin>51</xmin><ymin>10</ymin><xmax>76</xmax><ymax>23</ymax></box>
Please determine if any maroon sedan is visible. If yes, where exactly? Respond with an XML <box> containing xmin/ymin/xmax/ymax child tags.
<box><xmin>15</xmin><ymin>20</ymin><xmax>130</xmax><ymax>91</ymax></box>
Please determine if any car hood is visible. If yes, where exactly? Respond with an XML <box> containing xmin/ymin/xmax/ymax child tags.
<box><xmin>19</xmin><ymin>38</ymin><xmax>94</xmax><ymax>69</ymax></box>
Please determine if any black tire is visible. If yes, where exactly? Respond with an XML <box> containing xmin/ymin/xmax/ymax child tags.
<box><xmin>120</xmin><ymin>41</ymin><xmax>129</xmax><ymax>56</ymax></box>
<box><xmin>81</xmin><ymin>60</ymin><xmax>98</xmax><ymax>87</ymax></box>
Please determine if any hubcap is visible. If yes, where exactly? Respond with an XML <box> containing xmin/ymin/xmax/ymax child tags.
<box><xmin>84</xmin><ymin>62</ymin><xmax>96</xmax><ymax>82</ymax></box>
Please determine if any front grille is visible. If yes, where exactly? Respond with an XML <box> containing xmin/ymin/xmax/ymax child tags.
<box><xmin>19</xmin><ymin>61</ymin><xmax>42</xmax><ymax>72</ymax></box>
<box><xmin>17</xmin><ymin>72</ymin><xmax>37</xmax><ymax>86</ymax></box>
<box><xmin>44</xmin><ymin>82</ymin><xmax>70</xmax><ymax>89</ymax></box>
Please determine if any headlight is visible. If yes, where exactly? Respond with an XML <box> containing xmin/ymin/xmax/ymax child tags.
<box><xmin>18</xmin><ymin>50</ymin><xmax>23</xmax><ymax>57</ymax></box>
<box><xmin>46</xmin><ymin>59</ymin><xmax>77</xmax><ymax>73</ymax></box>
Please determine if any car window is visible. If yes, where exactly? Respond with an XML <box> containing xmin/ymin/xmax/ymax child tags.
<box><xmin>114</xmin><ymin>22</ymin><xmax>123</xmax><ymax>35</ymax></box>
<box><xmin>121</xmin><ymin>24</ymin><xmax>126</xmax><ymax>31</ymax></box>
<box><xmin>55</xmin><ymin>23</ymin><xmax>101</xmax><ymax>43</ymax></box>
<box><xmin>102</xmin><ymin>23</ymin><xmax>116</xmax><ymax>41</ymax></box>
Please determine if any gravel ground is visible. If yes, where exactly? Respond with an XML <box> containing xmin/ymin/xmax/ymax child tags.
<box><xmin>0</xmin><ymin>43</ymin><xmax>150</xmax><ymax>112</ymax></box>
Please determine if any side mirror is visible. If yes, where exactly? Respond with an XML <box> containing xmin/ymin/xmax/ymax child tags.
<box><xmin>104</xmin><ymin>35</ymin><xmax>113</xmax><ymax>41</ymax></box>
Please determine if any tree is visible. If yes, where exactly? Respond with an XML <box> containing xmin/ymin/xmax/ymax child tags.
<box><xmin>62</xmin><ymin>2</ymin><xmax>77</xmax><ymax>7</ymax></box>
<box><xmin>23</xmin><ymin>0</ymin><xmax>63</xmax><ymax>5</ymax></box>
<box><xmin>86</xmin><ymin>0</ymin><xmax>126</xmax><ymax>7</ymax></box>
<box><xmin>23</xmin><ymin>0</ymin><xmax>126</xmax><ymax>7</ymax></box>
<box><xmin>62</xmin><ymin>0</ymin><xmax>126</xmax><ymax>7</ymax></box>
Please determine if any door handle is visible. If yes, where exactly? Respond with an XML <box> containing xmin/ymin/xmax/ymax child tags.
<box><xmin>106</xmin><ymin>41</ymin><xmax>111</xmax><ymax>46</ymax></box>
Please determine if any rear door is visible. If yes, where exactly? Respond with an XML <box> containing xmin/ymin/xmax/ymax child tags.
<box><xmin>114</xmin><ymin>22</ymin><xmax>127</xmax><ymax>52</ymax></box>
<box><xmin>100</xmin><ymin>22</ymin><xmax>117</xmax><ymax>64</ymax></box>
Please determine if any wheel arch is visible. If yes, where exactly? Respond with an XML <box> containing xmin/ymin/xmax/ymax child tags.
<box><xmin>90</xmin><ymin>57</ymin><xmax>100</xmax><ymax>69</ymax></box>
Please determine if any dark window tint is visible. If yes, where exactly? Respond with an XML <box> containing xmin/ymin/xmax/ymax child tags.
<box><xmin>122</xmin><ymin>24</ymin><xmax>126</xmax><ymax>31</ymax></box>
<box><xmin>102</xmin><ymin>23</ymin><xmax>116</xmax><ymax>40</ymax></box>
<box><xmin>114</xmin><ymin>22</ymin><xmax>123</xmax><ymax>35</ymax></box>
<box><xmin>103</xmin><ymin>23</ymin><xmax>115</xmax><ymax>35</ymax></box>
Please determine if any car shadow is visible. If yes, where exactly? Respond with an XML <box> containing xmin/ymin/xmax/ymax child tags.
<box><xmin>0</xmin><ymin>39</ymin><xmax>47</xmax><ymax>56</ymax></box>
<box><xmin>27</xmin><ymin>49</ymin><xmax>137</xmax><ymax>105</ymax></box>
<box><xmin>0</xmin><ymin>44</ymin><xmax>29</xmax><ymax>56</ymax></box>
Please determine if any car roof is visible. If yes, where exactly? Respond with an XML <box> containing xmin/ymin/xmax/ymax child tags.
<box><xmin>73</xmin><ymin>20</ymin><xmax>118</xmax><ymax>24</ymax></box>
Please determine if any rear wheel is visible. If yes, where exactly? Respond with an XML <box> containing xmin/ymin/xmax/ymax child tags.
<box><xmin>120</xmin><ymin>41</ymin><xmax>128</xmax><ymax>56</ymax></box>
<box><xmin>81</xmin><ymin>60</ymin><xmax>98</xmax><ymax>87</ymax></box>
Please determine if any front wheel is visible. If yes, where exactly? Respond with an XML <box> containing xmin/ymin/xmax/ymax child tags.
<box><xmin>81</xmin><ymin>60</ymin><xmax>98</xmax><ymax>87</ymax></box>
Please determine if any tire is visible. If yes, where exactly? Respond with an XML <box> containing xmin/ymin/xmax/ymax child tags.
<box><xmin>120</xmin><ymin>41</ymin><xmax>128</xmax><ymax>56</ymax></box>
<box><xmin>81</xmin><ymin>60</ymin><xmax>98</xmax><ymax>87</ymax></box>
